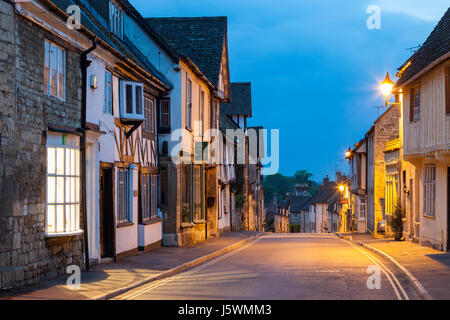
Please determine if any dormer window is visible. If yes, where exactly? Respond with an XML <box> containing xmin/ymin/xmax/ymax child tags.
<box><xmin>119</xmin><ymin>80</ymin><xmax>144</xmax><ymax>121</ymax></box>
<box><xmin>110</xmin><ymin>0</ymin><xmax>123</xmax><ymax>39</ymax></box>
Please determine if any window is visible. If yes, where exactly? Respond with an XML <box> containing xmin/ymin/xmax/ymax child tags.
<box><xmin>424</xmin><ymin>165</ymin><xmax>436</xmax><ymax>218</ymax></box>
<box><xmin>44</xmin><ymin>40</ymin><xmax>66</xmax><ymax>100</ymax></box>
<box><xmin>385</xmin><ymin>174</ymin><xmax>399</xmax><ymax>216</ymax></box>
<box><xmin>199</xmin><ymin>90</ymin><xmax>205</xmax><ymax>135</ymax></box>
<box><xmin>159</xmin><ymin>99</ymin><xmax>170</xmax><ymax>129</ymax></box>
<box><xmin>119</xmin><ymin>81</ymin><xmax>144</xmax><ymax>120</ymax></box>
<box><xmin>143</xmin><ymin>96</ymin><xmax>155</xmax><ymax>133</ymax></box>
<box><xmin>359</xmin><ymin>197</ymin><xmax>366</xmax><ymax>219</ymax></box>
<box><xmin>410</xmin><ymin>86</ymin><xmax>420</xmax><ymax>122</ymax></box>
<box><xmin>181</xmin><ymin>164</ymin><xmax>204</xmax><ymax>223</ymax></box>
<box><xmin>210</xmin><ymin>101</ymin><xmax>218</xmax><ymax>130</ymax></box>
<box><xmin>181</xmin><ymin>164</ymin><xmax>191</xmax><ymax>223</ymax></box>
<box><xmin>186</xmin><ymin>78</ymin><xmax>192</xmax><ymax>130</ymax></box>
<box><xmin>109</xmin><ymin>0</ymin><xmax>123</xmax><ymax>39</ymax></box>
<box><xmin>46</xmin><ymin>133</ymin><xmax>80</xmax><ymax>234</ymax></box>
<box><xmin>117</xmin><ymin>168</ymin><xmax>131</xmax><ymax>223</ymax></box>
<box><xmin>104</xmin><ymin>70</ymin><xmax>113</xmax><ymax>114</ymax></box>
<box><xmin>140</xmin><ymin>174</ymin><xmax>157</xmax><ymax>222</ymax></box>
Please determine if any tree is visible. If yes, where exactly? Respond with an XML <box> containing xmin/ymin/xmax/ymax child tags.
<box><xmin>390</xmin><ymin>200</ymin><xmax>404</xmax><ymax>241</ymax></box>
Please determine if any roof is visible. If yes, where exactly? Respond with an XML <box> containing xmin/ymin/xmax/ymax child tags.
<box><xmin>327</xmin><ymin>193</ymin><xmax>340</xmax><ymax>213</ymax></box>
<box><xmin>309</xmin><ymin>182</ymin><xmax>338</xmax><ymax>205</ymax></box>
<box><xmin>396</xmin><ymin>7</ymin><xmax>450</xmax><ymax>87</ymax></box>
<box><xmin>289</xmin><ymin>195</ymin><xmax>312</xmax><ymax>213</ymax></box>
<box><xmin>219</xmin><ymin>111</ymin><xmax>239</xmax><ymax>132</ymax></box>
<box><xmin>221</xmin><ymin>82</ymin><xmax>252</xmax><ymax>116</ymax></box>
<box><xmin>145</xmin><ymin>17</ymin><xmax>227</xmax><ymax>88</ymax></box>
<box><xmin>47</xmin><ymin>0</ymin><xmax>172</xmax><ymax>89</ymax></box>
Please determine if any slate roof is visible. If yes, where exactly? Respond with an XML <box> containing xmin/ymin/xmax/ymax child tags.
<box><xmin>327</xmin><ymin>193</ymin><xmax>340</xmax><ymax>213</ymax></box>
<box><xmin>221</xmin><ymin>82</ymin><xmax>252</xmax><ymax>116</ymax></box>
<box><xmin>219</xmin><ymin>111</ymin><xmax>239</xmax><ymax>132</ymax></box>
<box><xmin>309</xmin><ymin>182</ymin><xmax>338</xmax><ymax>205</ymax></box>
<box><xmin>145</xmin><ymin>17</ymin><xmax>227</xmax><ymax>88</ymax></box>
<box><xmin>289</xmin><ymin>195</ymin><xmax>312</xmax><ymax>213</ymax></box>
<box><xmin>397</xmin><ymin>7</ymin><xmax>450</xmax><ymax>87</ymax></box>
<box><xmin>47</xmin><ymin>0</ymin><xmax>172</xmax><ymax>89</ymax></box>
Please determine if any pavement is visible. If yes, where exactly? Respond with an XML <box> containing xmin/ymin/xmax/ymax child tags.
<box><xmin>0</xmin><ymin>231</ymin><xmax>262</xmax><ymax>300</ymax></box>
<box><xmin>339</xmin><ymin>232</ymin><xmax>450</xmax><ymax>300</ymax></box>
<box><xmin>112</xmin><ymin>234</ymin><xmax>419</xmax><ymax>300</ymax></box>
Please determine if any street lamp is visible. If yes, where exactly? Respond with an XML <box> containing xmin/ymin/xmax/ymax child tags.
<box><xmin>380</xmin><ymin>72</ymin><xmax>401</xmax><ymax>108</ymax></box>
<box><xmin>345</xmin><ymin>147</ymin><xmax>352</xmax><ymax>159</ymax></box>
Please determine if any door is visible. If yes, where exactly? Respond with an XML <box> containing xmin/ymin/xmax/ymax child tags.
<box><xmin>100</xmin><ymin>166</ymin><xmax>115</xmax><ymax>258</ymax></box>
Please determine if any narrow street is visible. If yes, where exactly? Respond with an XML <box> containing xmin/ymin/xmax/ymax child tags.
<box><xmin>114</xmin><ymin>234</ymin><xmax>419</xmax><ymax>300</ymax></box>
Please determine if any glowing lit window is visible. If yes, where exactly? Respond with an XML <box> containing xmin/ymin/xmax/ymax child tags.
<box><xmin>46</xmin><ymin>133</ymin><xmax>81</xmax><ymax>235</ymax></box>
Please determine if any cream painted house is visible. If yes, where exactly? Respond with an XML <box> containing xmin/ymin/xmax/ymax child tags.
<box><xmin>396</xmin><ymin>8</ymin><xmax>450</xmax><ymax>250</ymax></box>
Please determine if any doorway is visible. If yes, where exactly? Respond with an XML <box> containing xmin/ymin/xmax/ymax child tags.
<box><xmin>100</xmin><ymin>166</ymin><xmax>115</xmax><ymax>258</ymax></box>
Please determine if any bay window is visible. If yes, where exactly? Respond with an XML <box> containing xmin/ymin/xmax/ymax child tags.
<box><xmin>119</xmin><ymin>81</ymin><xmax>144</xmax><ymax>121</ymax></box>
<box><xmin>46</xmin><ymin>133</ymin><xmax>81</xmax><ymax>235</ymax></box>
<box><xmin>44</xmin><ymin>40</ymin><xmax>66</xmax><ymax>100</ymax></box>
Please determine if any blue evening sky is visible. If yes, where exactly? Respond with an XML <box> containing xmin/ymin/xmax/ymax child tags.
<box><xmin>130</xmin><ymin>0</ymin><xmax>449</xmax><ymax>182</ymax></box>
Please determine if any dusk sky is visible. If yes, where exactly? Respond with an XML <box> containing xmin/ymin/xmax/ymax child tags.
<box><xmin>131</xmin><ymin>0</ymin><xmax>449</xmax><ymax>182</ymax></box>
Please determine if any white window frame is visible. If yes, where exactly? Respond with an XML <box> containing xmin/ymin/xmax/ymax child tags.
<box><xmin>104</xmin><ymin>70</ymin><xmax>113</xmax><ymax>114</ymax></box>
<box><xmin>46</xmin><ymin>134</ymin><xmax>82</xmax><ymax>236</ymax></box>
<box><xmin>44</xmin><ymin>40</ymin><xmax>66</xmax><ymax>101</ymax></box>
<box><xmin>109</xmin><ymin>0</ymin><xmax>123</xmax><ymax>39</ymax></box>
<box><xmin>119</xmin><ymin>80</ymin><xmax>145</xmax><ymax>120</ymax></box>
<box><xmin>424</xmin><ymin>165</ymin><xmax>436</xmax><ymax>218</ymax></box>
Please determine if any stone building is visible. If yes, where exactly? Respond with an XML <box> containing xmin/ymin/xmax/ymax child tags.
<box><xmin>365</xmin><ymin>105</ymin><xmax>401</xmax><ymax>238</ymax></box>
<box><xmin>1</xmin><ymin>0</ymin><xmax>84</xmax><ymax>289</ymax></box>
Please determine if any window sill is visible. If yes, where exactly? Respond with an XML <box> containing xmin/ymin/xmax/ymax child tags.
<box><xmin>45</xmin><ymin>230</ymin><xmax>84</xmax><ymax>238</ymax></box>
<box><xmin>194</xmin><ymin>219</ymin><xmax>206</xmax><ymax>224</ymax></box>
<box><xmin>117</xmin><ymin>221</ymin><xmax>134</xmax><ymax>228</ymax></box>
<box><xmin>140</xmin><ymin>217</ymin><xmax>162</xmax><ymax>226</ymax></box>
<box><xmin>423</xmin><ymin>215</ymin><xmax>436</xmax><ymax>220</ymax></box>
<box><xmin>181</xmin><ymin>222</ymin><xmax>195</xmax><ymax>228</ymax></box>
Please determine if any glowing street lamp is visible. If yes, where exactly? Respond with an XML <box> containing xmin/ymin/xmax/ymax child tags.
<box><xmin>339</xmin><ymin>185</ymin><xmax>345</xmax><ymax>192</ymax></box>
<box><xmin>379</xmin><ymin>72</ymin><xmax>401</xmax><ymax>108</ymax></box>
<box><xmin>345</xmin><ymin>147</ymin><xmax>352</xmax><ymax>159</ymax></box>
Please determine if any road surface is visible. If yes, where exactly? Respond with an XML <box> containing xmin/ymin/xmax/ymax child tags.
<box><xmin>114</xmin><ymin>234</ymin><xmax>419</xmax><ymax>300</ymax></box>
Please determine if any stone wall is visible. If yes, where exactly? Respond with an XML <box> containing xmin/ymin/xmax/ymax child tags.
<box><xmin>373</xmin><ymin>105</ymin><xmax>400</xmax><ymax>235</ymax></box>
<box><xmin>0</xmin><ymin>10</ymin><xmax>84</xmax><ymax>290</ymax></box>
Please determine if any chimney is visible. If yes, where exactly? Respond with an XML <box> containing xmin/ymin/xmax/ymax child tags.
<box><xmin>322</xmin><ymin>175</ymin><xmax>329</xmax><ymax>186</ymax></box>
<box><xmin>336</xmin><ymin>170</ymin><xmax>342</xmax><ymax>184</ymax></box>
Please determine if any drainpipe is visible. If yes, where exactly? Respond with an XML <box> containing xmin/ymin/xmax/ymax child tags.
<box><xmin>80</xmin><ymin>38</ymin><xmax>97</xmax><ymax>271</ymax></box>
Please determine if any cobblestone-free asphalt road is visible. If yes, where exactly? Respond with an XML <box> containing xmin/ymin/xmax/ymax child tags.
<box><xmin>114</xmin><ymin>234</ymin><xmax>419</xmax><ymax>300</ymax></box>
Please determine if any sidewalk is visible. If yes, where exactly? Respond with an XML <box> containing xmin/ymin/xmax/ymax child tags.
<box><xmin>0</xmin><ymin>231</ymin><xmax>263</xmax><ymax>300</ymax></box>
<box><xmin>340</xmin><ymin>233</ymin><xmax>450</xmax><ymax>300</ymax></box>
